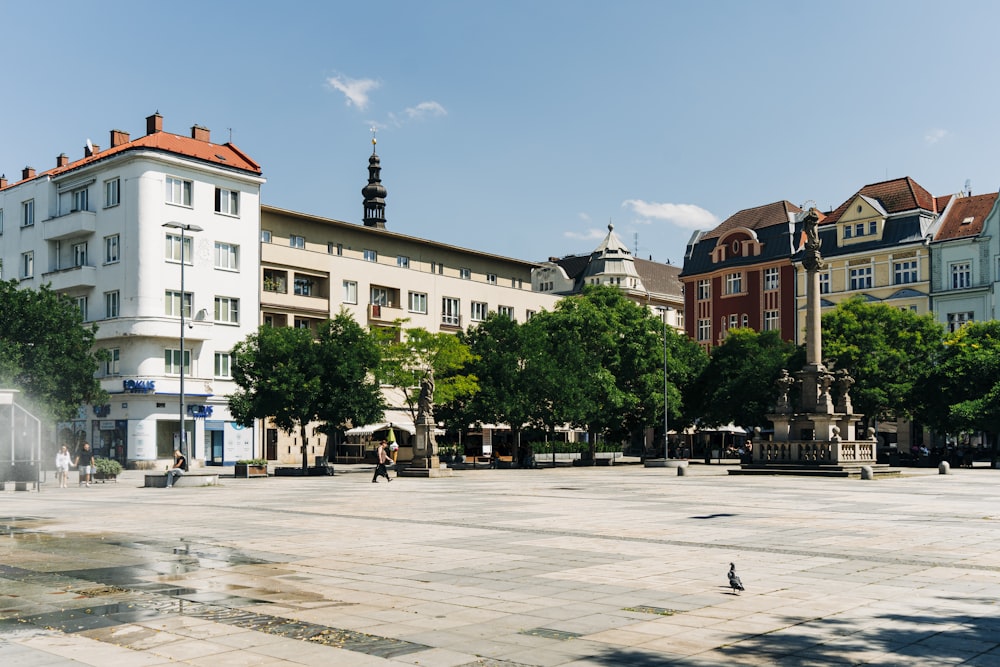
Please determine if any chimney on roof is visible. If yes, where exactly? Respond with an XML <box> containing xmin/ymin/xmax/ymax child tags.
<box><xmin>146</xmin><ymin>112</ymin><xmax>163</xmax><ymax>135</ymax></box>
<box><xmin>22</xmin><ymin>166</ymin><xmax>35</xmax><ymax>180</ymax></box>
<box><xmin>110</xmin><ymin>129</ymin><xmax>130</xmax><ymax>147</ymax></box>
<box><xmin>84</xmin><ymin>143</ymin><xmax>100</xmax><ymax>157</ymax></box>
<box><xmin>57</xmin><ymin>154</ymin><xmax>69</xmax><ymax>168</ymax></box>
<box><xmin>0</xmin><ymin>175</ymin><xmax>7</xmax><ymax>189</ymax></box>
<box><xmin>190</xmin><ymin>125</ymin><xmax>210</xmax><ymax>142</ymax></box>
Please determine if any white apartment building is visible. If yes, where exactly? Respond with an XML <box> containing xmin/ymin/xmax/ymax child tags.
<box><xmin>0</xmin><ymin>113</ymin><xmax>264</xmax><ymax>468</ymax></box>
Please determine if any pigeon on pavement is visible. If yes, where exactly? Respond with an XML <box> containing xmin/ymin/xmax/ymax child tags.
<box><xmin>728</xmin><ymin>562</ymin><xmax>745</xmax><ymax>594</ymax></box>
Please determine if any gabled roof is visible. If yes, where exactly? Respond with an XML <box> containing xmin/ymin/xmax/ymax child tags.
<box><xmin>933</xmin><ymin>192</ymin><xmax>997</xmax><ymax>242</ymax></box>
<box><xmin>1</xmin><ymin>131</ymin><xmax>261</xmax><ymax>191</ymax></box>
<box><xmin>823</xmin><ymin>177</ymin><xmax>936</xmax><ymax>225</ymax></box>
<box><xmin>701</xmin><ymin>200</ymin><xmax>802</xmax><ymax>240</ymax></box>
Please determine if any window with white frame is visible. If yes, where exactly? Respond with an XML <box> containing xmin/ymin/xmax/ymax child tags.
<box><xmin>741</xmin><ymin>313</ymin><xmax>749</xmax><ymax>327</ymax></box>
<box><xmin>370</xmin><ymin>286</ymin><xmax>389</xmax><ymax>306</ymax></box>
<box><xmin>214</xmin><ymin>352</ymin><xmax>232</xmax><ymax>379</ymax></box>
<box><xmin>343</xmin><ymin>280</ymin><xmax>358</xmax><ymax>304</ymax></box>
<box><xmin>763</xmin><ymin>267</ymin><xmax>779</xmax><ymax>291</ymax></box>
<box><xmin>893</xmin><ymin>259</ymin><xmax>918</xmax><ymax>285</ymax></box>
<box><xmin>164</xmin><ymin>348</ymin><xmax>191</xmax><ymax>375</ymax></box>
<box><xmin>105</xmin><ymin>348</ymin><xmax>120</xmax><ymax>376</ymax></box>
<box><xmin>21</xmin><ymin>251</ymin><xmax>33</xmax><ymax>278</ymax></box>
<box><xmin>363</xmin><ymin>248</ymin><xmax>377</xmax><ymax>262</ymax></box>
<box><xmin>214</xmin><ymin>296</ymin><xmax>239</xmax><ymax>324</ymax></box>
<box><xmin>729</xmin><ymin>314</ymin><xmax>739</xmax><ymax>329</ymax></box>
<box><xmin>214</xmin><ymin>242</ymin><xmax>239</xmax><ymax>270</ymax></box>
<box><xmin>71</xmin><ymin>187</ymin><xmax>89</xmax><ymax>212</ymax></box>
<box><xmin>849</xmin><ymin>266</ymin><xmax>872</xmax><ymax>290</ymax></box>
<box><xmin>868</xmin><ymin>220</ymin><xmax>877</xmax><ymax>235</ymax></box>
<box><xmin>696</xmin><ymin>279</ymin><xmax>710</xmax><ymax>300</ymax></box>
<box><xmin>397</xmin><ymin>255</ymin><xmax>410</xmax><ymax>268</ymax></box>
<box><xmin>72</xmin><ymin>242</ymin><xmax>88</xmax><ymax>267</ymax></box>
<box><xmin>165</xmin><ymin>176</ymin><xmax>192</xmax><ymax>206</ymax></box>
<box><xmin>763</xmin><ymin>310</ymin><xmax>779</xmax><ymax>331</ymax></box>
<box><xmin>819</xmin><ymin>271</ymin><xmax>831</xmax><ymax>294</ymax></box>
<box><xmin>22</xmin><ymin>200</ymin><xmax>34</xmax><ymax>227</ymax></box>
<box><xmin>105</xmin><ymin>235</ymin><xmax>120</xmax><ymax>263</ymax></box>
<box><xmin>165</xmin><ymin>234</ymin><xmax>192</xmax><ymax>263</ymax></box>
<box><xmin>261</xmin><ymin>229</ymin><xmax>272</xmax><ymax>243</ymax></box>
<box><xmin>486</xmin><ymin>273</ymin><xmax>497</xmax><ymax>285</ymax></box>
<box><xmin>442</xmin><ymin>297</ymin><xmax>461</xmax><ymax>326</ymax></box>
<box><xmin>697</xmin><ymin>318</ymin><xmax>711</xmax><ymax>341</ymax></box>
<box><xmin>460</xmin><ymin>267</ymin><xmax>471</xmax><ymax>280</ymax></box>
<box><xmin>471</xmin><ymin>301</ymin><xmax>489</xmax><ymax>322</ymax></box>
<box><xmin>947</xmin><ymin>311</ymin><xmax>973</xmax><ymax>333</ymax></box>
<box><xmin>950</xmin><ymin>262</ymin><xmax>971</xmax><ymax>289</ymax></box>
<box><xmin>75</xmin><ymin>296</ymin><xmax>88</xmax><ymax>321</ymax></box>
<box><xmin>526</xmin><ymin>309</ymin><xmax>536</xmax><ymax>320</ymax></box>
<box><xmin>214</xmin><ymin>187</ymin><xmax>239</xmax><ymax>216</ymax></box>
<box><xmin>725</xmin><ymin>272</ymin><xmax>743</xmax><ymax>295</ymax></box>
<box><xmin>164</xmin><ymin>290</ymin><xmax>192</xmax><ymax>318</ymax></box>
<box><xmin>843</xmin><ymin>225</ymin><xmax>853</xmax><ymax>239</ymax></box>
<box><xmin>676</xmin><ymin>311</ymin><xmax>685</xmax><ymax>330</ymax></box>
<box><xmin>498</xmin><ymin>305</ymin><xmax>514</xmax><ymax>320</ymax></box>
<box><xmin>289</xmin><ymin>235</ymin><xmax>305</xmax><ymax>249</ymax></box>
<box><xmin>105</xmin><ymin>291</ymin><xmax>119</xmax><ymax>319</ymax></box>
<box><xmin>105</xmin><ymin>178</ymin><xmax>120</xmax><ymax>207</ymax></box>
<box><xmin>408</xmin><ymin>291</ymin><xmax>427</xmax><ymax>314</ymax></box>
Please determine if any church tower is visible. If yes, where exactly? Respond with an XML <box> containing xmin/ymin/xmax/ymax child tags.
<box><xmin>362</xmin><ymin>135</ymin><xmax>387</xmax><ymax>228</ymax></box>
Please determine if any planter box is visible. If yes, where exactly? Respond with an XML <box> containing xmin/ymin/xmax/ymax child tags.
<box><xmin>235</xmin><ymin>463</ymin><xmax>268</xmax><ymax>478</ymax></box>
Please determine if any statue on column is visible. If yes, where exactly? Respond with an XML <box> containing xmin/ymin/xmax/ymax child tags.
<box><xmin>802</xmin><ymin>207</ymin><xmax>824</xmax><ymax>272</ymax></box>
<box><xmin>417</xmin><ymin>369</ymin><xmax>435</xmax><ymax>424</ymax></box>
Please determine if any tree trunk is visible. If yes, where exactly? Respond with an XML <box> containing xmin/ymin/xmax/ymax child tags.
<box><xmin>300</xmin><ymin>424</ymin><xmax>309</xmax><ymax>472</ymax></box>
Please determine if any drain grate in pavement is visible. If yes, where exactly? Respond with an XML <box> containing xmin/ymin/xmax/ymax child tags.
<box><xmin>623</xmin><ymin>605</ymin><xmax>678</xmax><ymax>616</ymax></box>
<box><xmin>519</xmin><ymin>627</ymin><xmax>582</xmax><ymax>641</ymax></box>
<box><xmin>188</xmin><ymin>606</ymin><xmax>429</xmax><ymax>658</ymax></box>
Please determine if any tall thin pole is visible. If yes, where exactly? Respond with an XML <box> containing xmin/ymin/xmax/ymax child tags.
<box><xmin>663</xmin><ymin>310</ymin><xmax>669</xmax><ymax>459</ymax></box>
<box><xmin>179</xmin><ymin>226</ymin><xmax>187</xmax><ymax>466</ymax></box>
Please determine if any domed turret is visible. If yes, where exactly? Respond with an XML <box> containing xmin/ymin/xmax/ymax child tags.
<box><xmin>362</xmin><ymin>136</ymin><xmax>387</xmax><ymax>228</ymax></box>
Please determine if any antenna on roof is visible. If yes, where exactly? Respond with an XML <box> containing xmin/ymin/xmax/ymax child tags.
<box><xmin>633</xmin><ymin>232</ymin><xmax>639</xmax><ymax>256</ymax></box>
<box><xmin>228</xmin><ymin>127</ymin><xmax>233</xmax><ymax>143</ymax></box>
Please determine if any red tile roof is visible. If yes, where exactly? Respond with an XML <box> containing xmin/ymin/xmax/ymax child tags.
<box><xmin>701</xmin><ymin>200</ymin><xmax>802</xmax><ymax>240</ymax></box>
<box><xmin>822</xmin><ymin>177</ymin><xmax>936</xmax><ymax>225</ymax></box>
<box><xmin>1</xmin><ymin>131</ymin><xmax>261</xmax><ymax>191</ymax></box>
<box><xmin>933</xmin><ymin>192</ymin><xmax>997</xmax><ymax>242</ymax></box>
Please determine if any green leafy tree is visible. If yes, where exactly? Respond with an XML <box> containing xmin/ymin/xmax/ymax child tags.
<box><xmin>377</xmin><ymin>325</ymin><xmax>477</xmax><ymax>423</ymax></box>
<box><xmin>690</xmin><ymin>328</ymin><xmax>799</xmax><ymax>431</ymax></box>
<box><xmin>0</xmin><ymin>279</ymin><xmax>108</xmax><ymax>420</ymax></box>
<box><xmin>910</xmin><ymin>321</ymin><xmax>1000</xmax><ymax>451</ymax></box>
<box><xmin>524</xmin><ymin>285</ymin><xmax>667</xmax><ymax>458</ymax></box>
<box><xmin>822</xmin><ymin>298</ymin><xmax>943</xmax><ymax>427</ymax></box>
<box><xmin>230</xmin><ymin>312</ymin><xmax>384</xmax><ymax>470</ymax></box>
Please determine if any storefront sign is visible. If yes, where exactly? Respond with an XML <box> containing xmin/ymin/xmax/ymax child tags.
<box><xmin>123</xmin><ymin>379</ymin><xmax>156</xmax><ymax>393</ymax></box>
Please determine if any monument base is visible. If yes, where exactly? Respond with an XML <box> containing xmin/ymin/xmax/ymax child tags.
<box><xmin>729</xmin><ymin>462</ymin><xmax>900</xmax><ymax>478</ymax></box>
<box><xmin>397</xmin><ymin>462</ymin><xmax>453</xmax><ymax>478</ymax></box>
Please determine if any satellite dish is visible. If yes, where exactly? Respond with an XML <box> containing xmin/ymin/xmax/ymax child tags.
<box><xmin>86</xmin><ymin>138</ymin><xmax>94</xmax><ymax>154</ymax></box>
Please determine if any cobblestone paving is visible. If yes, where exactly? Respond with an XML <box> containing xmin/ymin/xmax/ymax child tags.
<box><xmin>2</xmin><ymin>464</ymin><xmax>1000</xmax><ymax>666</ymax></box>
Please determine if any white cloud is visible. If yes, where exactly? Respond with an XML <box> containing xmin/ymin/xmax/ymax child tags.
<box><xmin>622</xmin><ymin>199</ymin><xmax>718</xmax><ymax>230</ymax></box>
<box><xmin>404</xmin><ymin>101</ymin><xmax>447</xmax><ymax>120</ymax></box>
<box><xmin>564</xmin><ymin>228</ymin><xmax>608</xmax><ymax>241</ymax></box>
<box><xmin>925</xmin><ymin>128</ymin><xmax>948</xmax><ymax>145</ymax></box>
<box><xmin>325</xmin><ymin>74</ymin><xmax>380</xmax><ymax>110</ymax></box>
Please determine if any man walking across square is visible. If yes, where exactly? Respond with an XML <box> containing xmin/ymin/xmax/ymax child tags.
<box><xmin>372</xmin><ymin>440</ymin><xmax>393</xmax><ymax>483</ymax></box>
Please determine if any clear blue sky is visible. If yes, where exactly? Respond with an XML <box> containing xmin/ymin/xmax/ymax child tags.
<box><xmin>3</xmin><ymin>1</ymin><xmax>998</xmax><ymax>265</ymax></box>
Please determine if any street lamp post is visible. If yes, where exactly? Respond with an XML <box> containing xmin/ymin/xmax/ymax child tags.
<box><xmin>162</xmin><ymin>222</ymin><xmax>203</xmax><ymax>468</ymax></box>
<box><xmin>659</xmin><ymin>307</ymin><xmax>673</xmax><ymax>459</ymax></box>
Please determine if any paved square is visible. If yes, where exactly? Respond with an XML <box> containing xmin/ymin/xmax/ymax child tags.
<box><xmin>2</xmin><ymin>464</ymin><xmax>1000</xmax><ymax>666</ymax></box>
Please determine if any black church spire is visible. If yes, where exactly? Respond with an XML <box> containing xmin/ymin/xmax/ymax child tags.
<box><xmin>362</xmin><ymin>132</ymin><xmax>387</xmax><ymax>228</ymax></box>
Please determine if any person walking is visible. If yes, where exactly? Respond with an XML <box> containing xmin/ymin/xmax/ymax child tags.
<box><xmin>372</xmin><ymin>440</ymin><xmax>393</xmax><ymax>483</ymax></box>
<box><xmin>74</xmin><ymin>443</ymin><xmax>95</xmax><ymax>487</ymax></box>
<box><xmin>55</xmin><ymin>446</ymin><xmax>72</xmax><ymax>488</ymax></box>
<box><xmin>165</xmin><ymin>450</ymin><xmax>187</xmax><ymax>488</ymax></box>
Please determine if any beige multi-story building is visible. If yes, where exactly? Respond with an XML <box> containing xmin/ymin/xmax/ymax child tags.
<box><xmin>257</xmin><ymin>143</ymin><xmax>560</xmax><ymax>464</ymax></box>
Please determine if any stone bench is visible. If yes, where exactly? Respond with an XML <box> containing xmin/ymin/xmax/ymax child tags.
<box><xmin>144</xmin><ymin>471</ymin><xmax>220</xmax><ymax>488</ymax></box>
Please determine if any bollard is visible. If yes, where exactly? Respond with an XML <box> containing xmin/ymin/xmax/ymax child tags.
<box><xmin>677</xmin><ymin>465</ymin><xmax>687</xmax><ymax>476</ymax></box>
<box><xmin>938</xmin><ymin>461</ymin><xmax>950</xmax><ymax>475</ymax></box>
<box><xmin>860</xmin><ymin>465</ymin><xmax>874</xmax><ymax>480</ymax></box>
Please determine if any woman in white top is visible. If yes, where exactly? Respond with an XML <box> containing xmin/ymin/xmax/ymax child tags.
<box><xmin>55</xmin><ymin>446</ymin><xmax>72</xmax><ymax>488</ymax></box>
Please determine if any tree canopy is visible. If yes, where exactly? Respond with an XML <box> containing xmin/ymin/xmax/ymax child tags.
<box><xmin>910</xmin><ymin>320</ymin><xmax>1000</xmax><ymax>441</ymax></box>
<box><xmin>229</xmin><ymin>311</ymin><xmax>384</xmax><ymax>469</ymax></box>
<box><xmin>0</xmin><ymin>279</ymin><xmax>108</xmax><ymax>420</ymax></box>
<box><xmin>821</xmin><ymin>298</ymin><xmax>944</xmax><ymax>425</ymax></box>
<box><xmin>689</xmin><ymin>328</ymin><xmax>798</xmax><ymax>430</ymax></box>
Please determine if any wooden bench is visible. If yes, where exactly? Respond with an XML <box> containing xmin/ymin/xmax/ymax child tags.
<box><xmin>144</xmin><ymin>471</ymin><xmax>220</xmax><ymax>488</ymax></box>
